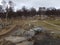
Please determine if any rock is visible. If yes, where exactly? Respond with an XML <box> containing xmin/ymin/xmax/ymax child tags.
<box><xmin>0</xmin><ymin>39</ymin><xmax>16</xmax><ymax>45</ymax></box>
<box><xmin>0</xmin><ymin>23</ymin><xmax>4</xmax><ymax>29</ymax></box>
<box><xmin>31</xmin><ymin>26</ymin><xmax>45</xmax><ymax>35</ymax></box>
<box><xmin>4</xmin><ymin>36</ymin><xmax>27</xmax><ymax>43</ymax></box>
<box><xmin>16</xmin><ymin>41</ymin><xmax>33</xmax><ymax>45</ymax></box>
<box><xmin>9</xmin><ymin>29</ymin><xmax>25</xmax><ymax>36</ymax></box>
<box><xmin>32</xmin><ymin>26</ymin><xmax>44</xmax><ymax>32</ymax></box>
<box><xmin>23</xmin><ymin>26</ymin><xmax>45</xmax><ymax>39</ymax></box>
<box><xmin>24</xmin><ymin>29</ymin><xmax>35</xmax><ymax>39</ymax></box>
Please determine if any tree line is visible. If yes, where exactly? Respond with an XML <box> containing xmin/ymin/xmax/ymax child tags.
<box><xmin>0</xmin><ymin>0</ymin><xmax>60</xmax><ymax>19</ymax></box>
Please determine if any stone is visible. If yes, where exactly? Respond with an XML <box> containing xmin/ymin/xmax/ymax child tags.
<box><xmin>24</xmin><ymin>29</ymin><xmax>35</xmax><ymax>39</ymax></box>
<box><xmin>4</xmin><ymin>36</ymin><xmax>27</xmax><ymax>43</ymax></box>
<box><xmin>0</xmin><ymin>39</ymin><xmax>16</xmax><ymax>45</ymax></box>
<box><xmin>9</xmin><ymin>29</ymin><xmax>25</xmax><ymax>36</ymax></box>
<box><xmin>16</xmin><ymin>41</ymin><xmax>33</xmax><ymax>45</ymax></box>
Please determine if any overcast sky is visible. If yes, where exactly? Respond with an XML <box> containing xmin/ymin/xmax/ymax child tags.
<box><xmin>0</xmin><ymin>0</ymin><xmax>60</xmax><ymax>10</ymax></box>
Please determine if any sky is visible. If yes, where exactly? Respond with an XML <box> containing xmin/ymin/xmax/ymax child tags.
<box><xmin>0</xmin><ymin>0</ymin><xmax>60</xmax><ymax>10</ymax></box>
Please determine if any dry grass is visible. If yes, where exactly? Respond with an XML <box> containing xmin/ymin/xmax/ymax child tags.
<box><xmin>46</xmin><ymin>20</ymin><xmax>60</xmax><ymax>26</ymax></box>
<box><xmin>7</xmin><ymin>19</ymin><xmax>60</xmax><ymax>31</ymax></box>
<box><xmin>1</xmin><ymin>18</ymin><xmax>60</xmax><ymax>34</ymax></box>
<box><xmin>6</xmin><ymin>19</ymin><xmax>60</xmax><ymax>30</ymax></box>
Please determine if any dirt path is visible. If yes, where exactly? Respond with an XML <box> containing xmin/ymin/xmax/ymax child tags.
<box><xmin>43</xmin><ymin>20</ymin><xmax>60</xmax><ymax>33</ymax></box>
<box><xmin>43</xmin><ymin>21</ymin><xmax>60</xmax><ymax>27</ymax></box>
